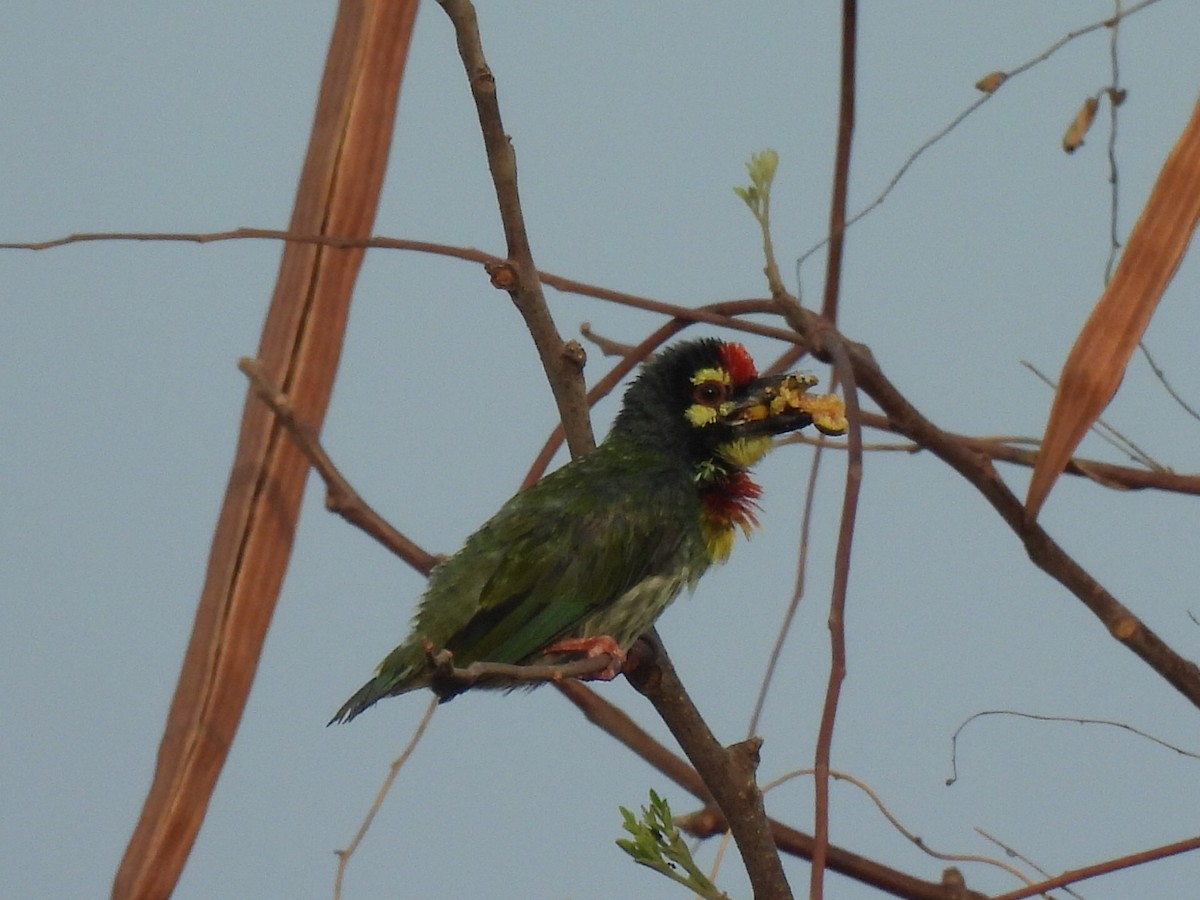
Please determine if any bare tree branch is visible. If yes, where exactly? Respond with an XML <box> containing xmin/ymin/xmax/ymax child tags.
<box><xmin>624</xmin><ymin>632</ymin><xmax>794</xmax><ymax>900</ymax></box>
<box><xmin>239</xmin><ymin>357</ymin><xmax>439</xmax><ymax>575</ymax></box>
<box><xmin>781</xmin><ymin>410</ymin><xmax>1200</xmax><ymax>496</ymax></box>
<box><xmin>819</xmin><ymin>0</ymin><xmax>856</xmax><ymax>324</ymax></box>
<box><xmin>437</xmin><ymin>0</ymin><xmax>594</xmax><ymax>458</ymax></box>
<box><xmin>794</xmin><ymin>309</ymin><xmax>1200</xmax><ymax>711</ymax></box>
<box><xmin>989</xmin><ymin>832</ymin><xmax>1200</xmax><ymax>900</ymax></box>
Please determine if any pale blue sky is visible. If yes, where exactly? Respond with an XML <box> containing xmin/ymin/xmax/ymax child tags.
<box><xmin>4</xmin><ymin>3</ymin><xmax>1199</xmax><ymax>898</ymax></box>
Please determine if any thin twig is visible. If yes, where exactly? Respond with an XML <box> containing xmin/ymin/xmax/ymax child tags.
<box><xmin>333</xmin><ymin>698</ymin><xmax>438</xmax><ymax>900</ymax></box>
<box><xmin>795</xmin><ymin>0</ymin><xmax>1165</xmax><ymax>272</ymax></box>
<box><xmin>809</xmin><ymin>5</ymin><xmax>858</xmax><ymax>888</ymax></box>
<box><xmin>806</xmin><ymin>324</ymin><xmax>863</xmax><ymax>900</ymax></box>
<box><xmin>0</xmin><ymin>227</ymin><xmax>470</xmax><ymax>254</ymax></box>
<box><xmin>1139</xmin><ymin>341</ymin><xmax>1200</xmax><ymax>422</ymax></box>
<box><xmin>988</xmin><ymin>832</ymin><xmax>1200</xmax><ymax>900</ymax></box>
<box><xmin>746</xmin><ymin>447</ymin><xmax>823</xmax><ymax>739</ymax></box>
<box><xmin>819</xmin><ymin>0</ymin><xmax>856</xmax><ymax>324</ymax></box>
<box><xmin>2</xmin><ymin>226</ymin><xmax>811</xmax><ymax>345</ymax></box>
<box><xmin>1104</xmin><ymin>0</ymin><xmax>1124</xmax><ymax>284</ymax></box>
<box><xmin>760</xmin><ymin>769</ymin><xmax>1036</xmax><ymax>889</ymax></box>
<box><xmin>432</xmin><ymin>650</ymin><xmax>620</xmax><ymax>689</ymax></box>
<box><xmin>769</xmin><ymin>298</ymin><xmax>864</xmax><ymax>899</ymax></box>
<box><xmin>780</xmin><ymin>412</ymin><xmax>1200</xmax><ymax>495</ymax></box>
<box><xmin>974</xmin><ymin>828</ymin><xmax>1084</xmax><ymax>900</ymax></box>
<box><xmin>578</xmin><ymin>322</ymin><xmax>637</xmax><ymax>357</ymax></box>
<box><xmin>1020</xmin><ymin>359</ymin><xmax>1165</xmax><ymax>471</ymax></box>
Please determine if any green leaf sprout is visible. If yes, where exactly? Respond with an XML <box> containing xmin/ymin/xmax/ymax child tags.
<box><xmin>734</xmin><ymin>149</ymin><xmax>786</xmax><ymax>298</ymax></box>
<box><xmin>616</xmin><ymin>790</ymin><xmax>731</xmax><ymax>900</ymax></box>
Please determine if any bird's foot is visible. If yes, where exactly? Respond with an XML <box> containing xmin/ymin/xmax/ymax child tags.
<box><xmin>543</xmin><ymin>635</ymin><xmax>626</xmax><ymax>681</ymax></box>
<box><xmin>423</xmin><ymin>640</ymin><xmax>457</xmax><ymax>678</ymax></box>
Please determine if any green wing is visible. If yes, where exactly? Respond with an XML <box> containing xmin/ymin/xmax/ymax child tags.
<box><xmin>415</xmin><ymin>454</ymin><xmax>702</xmax><ymax>667</ymax></box>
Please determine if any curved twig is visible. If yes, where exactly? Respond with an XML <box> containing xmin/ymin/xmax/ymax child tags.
<box><xmin>759</xmin><ymin>769</ymin><xmax>1035</xmax><ymax>889</ymax></box>
<box><xmin>947</xmin><ymin>709</ymin><xmax>1200</xmax><ymax>785</ymax></box>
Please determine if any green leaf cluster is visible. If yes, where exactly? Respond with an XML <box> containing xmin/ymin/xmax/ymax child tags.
<box><xmin>616</xmin><ymin>790</ymin><xmax>731</xmax><ymax>900</ymax></box>
<box><xmin>733</xmin><ymin>149</ymin><xmax>786</xmax><ymax>298</ymax></box>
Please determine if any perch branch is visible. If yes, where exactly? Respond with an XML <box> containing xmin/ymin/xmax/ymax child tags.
<box><xmin>427</xmin><ymin>647</ymin><xmax>619</xmax><ymax>688</ymax></box>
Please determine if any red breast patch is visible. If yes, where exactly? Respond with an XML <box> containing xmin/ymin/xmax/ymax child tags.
<box><xmin>700</xmin><ymin>471</ymin><xmax>763</xmax><ymax>534</ymax></box>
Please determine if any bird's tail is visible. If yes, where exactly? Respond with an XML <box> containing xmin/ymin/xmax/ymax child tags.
<box><xmin>328</xmin><ymin>668</ymin><xmax>423</xmax><ymax>725</ymax></box>
<box><xmin>328</xmin><ymin>678</ymin><xmax>384</xmax><ymax>725</ymax></box>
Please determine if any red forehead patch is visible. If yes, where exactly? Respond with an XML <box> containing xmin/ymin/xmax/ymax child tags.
<box><xmin>718</xmin><ymin>342</ymin><xmax>758</xmax><ymax>386</ymax></box>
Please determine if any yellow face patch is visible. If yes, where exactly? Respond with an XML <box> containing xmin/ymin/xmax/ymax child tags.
<box><xmin>686</xmin><ymin>366</ymin><xmax>735</xmax><ymax>428</ymax></box>
<box><xmin>690</xmin><ymin>367</ymin><xmax>731</xmax><ymax>387</ymax></box>
<box><xmin>685</xmin><ymin>404</ymin><xmax>720</xmax><ymax>427</ymax></box>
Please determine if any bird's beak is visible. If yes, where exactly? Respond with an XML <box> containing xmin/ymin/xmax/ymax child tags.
<box><xmin>723</xmin><ymin>372</ymin><xmax>848</xmax><ymax>437</ymax></box>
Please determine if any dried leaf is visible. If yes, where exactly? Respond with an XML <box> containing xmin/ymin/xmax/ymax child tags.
<box><xmin>975</xmin><ymin>71</ymin><xmax>1007</xmax><ymax>94</ymax></box>
<box><xmin>112</xmin><ymin>4</ymin><xmax>421</xmax><ymax>898</ymax></box>
<box><xmin>1027</xmin><ymin>96</ymin><xmax>1200</xmax><ymax>520</ymax></box>
<box><xmin>1063</xmin><ymin>96</ymin><xmax>1100</xmax><ymax>154</ymax></box>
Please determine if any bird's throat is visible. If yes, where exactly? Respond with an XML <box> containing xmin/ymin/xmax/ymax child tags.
<box><xmin>697</xmin><ymin>470</ymin><xmax>763</xmax><ymax>563</ymax></box>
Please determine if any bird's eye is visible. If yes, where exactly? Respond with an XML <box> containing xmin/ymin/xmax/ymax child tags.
<box><xmin>692</xmin><ymin>381</ymin><xmax>729</xmax><ymax>406</ymax></box>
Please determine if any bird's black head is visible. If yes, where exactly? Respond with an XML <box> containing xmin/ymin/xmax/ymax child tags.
<box><xmin>609</xmin><ymin>338</ymin><xmax>839</xmax><ymax>473</ymax></box>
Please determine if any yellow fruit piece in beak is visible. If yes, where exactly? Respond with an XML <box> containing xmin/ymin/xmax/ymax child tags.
<box><xmin>775</xmin><ymin>374</ymin><xmax>848</xmax><ymax>436</ymax></box>
<box><xmin>800</xmin><ymin>394</ymin><xmax>849</xmax><ymax>436</ymax></box>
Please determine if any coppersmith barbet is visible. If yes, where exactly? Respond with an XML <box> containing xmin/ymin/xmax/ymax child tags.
<box><xmin>331</xmin><ymin>338</ymin><xmax>845</xmax><ymax>722</ymax></box>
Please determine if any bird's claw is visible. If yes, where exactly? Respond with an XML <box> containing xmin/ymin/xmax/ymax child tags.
<box><xmin>543</xmin><ymin>635</ymin><xmax>626</xmax><ymax>681</ymax></box>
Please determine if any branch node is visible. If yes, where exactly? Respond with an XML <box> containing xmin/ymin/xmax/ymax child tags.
<box><xmin>675</xmin><ymin>805</ymin><xmax>726</xmax><ymax>837</ymax></box>
<box><xmin>561</xmin><ymin>339</ymin><xmax>587</xmax><ymax>370</ymax></box>
<box><xmin>623</xmin><ymin>635</ymin><xmax>663</xmax><ymax>692</ymax></box>
<box><xmin>941</xmin><ymin>867</ymin><xmax>969</xmax><ymax>899</ymax></box>
<box><xmin>485</xmin><ymin>259</ymin><xmax>519</xmax><ymax>291</ymax></box>
<box><xmin>472</xmin><ymin>64</ymin><xmax>495</xmax><ymax>94</ymax></box>
<box><xmin>727</xmin><ymin>737</ymin><xmax>764</xmax><ymax>776</ymax></box>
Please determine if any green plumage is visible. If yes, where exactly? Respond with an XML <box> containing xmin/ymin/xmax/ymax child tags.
<box><xmin>331</xmin><ymin>338</ymin><xmax>820</xmax><ymax>722</ymax></box>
